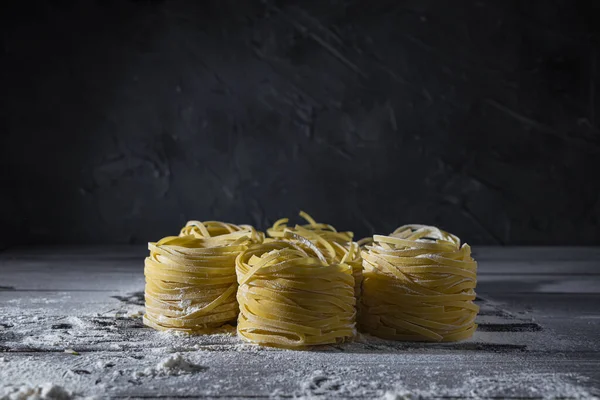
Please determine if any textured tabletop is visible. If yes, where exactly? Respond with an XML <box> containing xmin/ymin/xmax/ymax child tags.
<box><xmin>1</xmin><ymin>246</ymin><xmax>599</xmax><ymax>399</ymax></box>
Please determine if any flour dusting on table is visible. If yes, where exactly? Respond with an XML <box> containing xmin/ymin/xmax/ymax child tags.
<box><xmin>1</xmin><ymin>286</ymin><xmax>598</xmax><ymax>399</ymax></box>
<box><xmin>0</xmin><ymin>383</ymin><xmax>71</xmax><ymax>400</ymax></box>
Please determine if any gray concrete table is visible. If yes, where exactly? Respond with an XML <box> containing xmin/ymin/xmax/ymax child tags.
<box><xmin>1</xmin><ymin>246</ymin><xmax>599</xmax><ymax>399</ymax></box>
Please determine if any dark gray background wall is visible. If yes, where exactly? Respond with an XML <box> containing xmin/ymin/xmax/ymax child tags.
<box><xmin>2</xmin><ymin>0</ymin><xmax>599</xmax><ymax>246</ymax></box>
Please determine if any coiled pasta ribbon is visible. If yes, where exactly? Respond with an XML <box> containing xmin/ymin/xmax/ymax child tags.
<box><xmin>143</xmin><ymin>221</ymin><xmax>263</xmax><ymax>333</ymax></box>
<box><xmin>235</xmin><ymin>241</ymin><xmax>356</xmax><ymax>349</ymax></box>
<box><xmin>359</xmin><ymin>225</ymin><xmax>479</xmax><ymax>342</ymax></box>
<box><xmin>267</xmin><ymin>211</ymin><xmax>362</xmax><ymax>297</ymax></box>
<box><xmin>180</xmin><ymin>220</ymin><xmax>265</xmax><ymax>244</ymax></box>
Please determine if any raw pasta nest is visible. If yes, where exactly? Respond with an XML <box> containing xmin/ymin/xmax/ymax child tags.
<box><xmin>235</xmin><ymin>240</ymin><xmax>356</xmax><ymax>349</ymax></box>
<box><xmin>359</xmin><ymin>224</ymin><xmax>479</xmax><ymax>342</ymax></box>
<box><xmin>267</xmin><ymin>211</ymin><xmax>362</xmax><ymax>297</ymax></box>
<box><xmin>143</xmin><ymin>221</ymin><xmax>263</xmax><ymax>333</ymax></box>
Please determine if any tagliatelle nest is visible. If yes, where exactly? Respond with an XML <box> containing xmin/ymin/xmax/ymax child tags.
<box><xmin>359</xmin><ymin>225</ymin><xmax>479</xmax><ymax>342</ymax></box>
<box><xmin>235</xmin><ymin>240</ymin><xmax>356</xmax><ymax>349</ymax></box>
<box><xmin>143</xmin><ymin>221</ymin><xmax>263</xmax><ymax>333</ymax></box>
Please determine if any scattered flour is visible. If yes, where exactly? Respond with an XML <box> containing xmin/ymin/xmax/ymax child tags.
<box><xmin>22</xmin><ymin>335</ymin><xmax>66</xmax><ymax>348</ymax></box>
<box><xmin>2</xmin><ymin>291</ymin><xmax>599</xmax><ymax>398</ymax></box>
<box><xmin>155</xmin><ymin>353</ymin><xmax>202</xmax><ymax>375</ymax></box>
<box><xmin>382</xmin><ymin>372</ymin><xmax>596</xmax><ymax>399</ymax></box>
<box><xmin>157</xmin><ymin>329</ymin><xmax>190</xmax><ymax>338</ymax></box>
<box><xmin>124</xmin><ymin>310</ymin><xmax>143</xmax><ymax>318</ymax></box>
<box><xmin>179</xmin><ymin>299</ymin><xmax>192</xmax><ymax>309</ymax></box>
<box><xmin>95</xmin><ymin>361</ymin><xmax>114</xmax><ymax>369</ymax></box>
<box><xmin>382</xmin><ymin>390</ymin><xmax>414</xmax><ymax>400</ymax></box>
<box><xmin>0</xmin><ymin>383</ymin><xmax>71</xmax><ymax>400</ymax></box>
<box><xmin>460</xmin><ymin>373</ymin><xmax>596</xmax><ymax>399</ymax></box>
<box><xmin>137</xmin><ymin>354</ymin><xmax>205</xmax><ymax>377</ymax></box>
<box><xmin>295</xmin><ymin>367</ymin><xmax>386</xmax><ymax>399</ymax></box>
<box><xmin>63</xmin><ymin>317</ymin><xmax>93</xmax><ymax>330</ymax></box>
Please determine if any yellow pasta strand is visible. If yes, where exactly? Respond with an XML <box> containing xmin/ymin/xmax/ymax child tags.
<box><xmin>235</xmin><ymin>241</ymin><xmax>356</xmax><ymax>349</ymax></box>
<box><xmin>267</xmin><ymin>211</ymin><xmax>363</xmax><ymax>297</ymax></box>
<box><xmin>359</xmin><ymin>225</ymin><xmax>479</xmax><ymax>342</ymax></box>
<box><xmin>180</xmin><ymin>220</ymin><xmax>265</xmax><ymax>244</ymax></box>
<box><xmin>143</xmin><ymin>221</ymin><xmax>263</xmax><ymax>333</ymax></box>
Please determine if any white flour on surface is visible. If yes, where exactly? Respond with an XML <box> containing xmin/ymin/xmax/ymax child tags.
<box><xmin>383</xmin><ymin>372</ymin><xmax>597</xmax><ymax>399</ymax></box>
<box><xmin>0</xmin><ymin>383</ymin><xmax>71</xmax><ymax>400</ymax></box>
<box><xmin>136</xmin><ymin>353</ymin><xmax>205</xmax><ymax>377</ymax></box>
<box><xmin>1</xmin><ymin>289</ymin><xmax>599</xmax><ymax>399</ymax></box>
<box><xmin>294</xmin><ymin>367</ymin><xmax>387</xmax><ymax>399</ymax></box>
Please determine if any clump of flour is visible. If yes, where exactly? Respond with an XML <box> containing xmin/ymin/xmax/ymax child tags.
<box><xmin>0</xmin><ymin>383</ymin><xmax>71</xmax><ymax>400</ymax></box>
<box><xmin>133</xmin><ymin>354</ymin><xmax>205</xmax><ymax>378</ymax></box>
<box><xmin>155</xmin><ymin>353</ymin><xmax>200</xmax><ymax>375</ymax></box>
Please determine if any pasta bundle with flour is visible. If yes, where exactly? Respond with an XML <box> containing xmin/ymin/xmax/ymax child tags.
<box><xmin>359</xmin><ymin>225</ymin><xmax>478</xmax><ymax>342</ymax></box>
<box><xmin>267</xmin><ymin>211</ymin><xmax>362</xmax><ymax>297</ymax></box>
<box><xmin>144</xmin><ymin>221</ymin><xmax>263</xmax><ymax>333</ymax></box>
<box><xmin>235</xmin><ymin>240</ymin><xmax>356</xmax><ymax>348</ymax></box>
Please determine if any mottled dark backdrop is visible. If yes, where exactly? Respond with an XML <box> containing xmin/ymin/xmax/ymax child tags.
<box><xmin>2</xmin><ymin>0</ymin><xmax>599</xmax><ymax>246</ymax></box>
